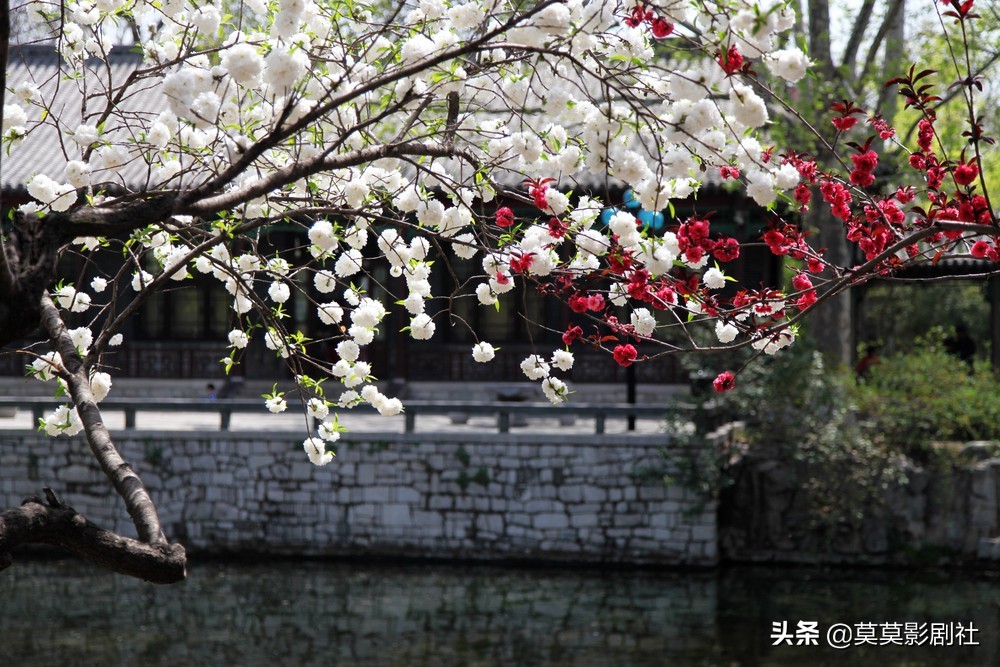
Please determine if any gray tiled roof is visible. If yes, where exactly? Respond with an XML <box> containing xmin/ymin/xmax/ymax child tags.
<box><xmin>3</xmin><ymin>44</ymin><xmax>164</xmax><ymax>193</ymax></box>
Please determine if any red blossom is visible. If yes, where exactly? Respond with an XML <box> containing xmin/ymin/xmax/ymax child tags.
<box><xmin>509</xmin><ymin>253</ymin><xmax>534</xmax><ymax>274</ymax></box>
<box><xmin>917</xmin><ymin>119</ymin><xmax>935</xmax><ymax>152</ymax></box>
<box><xmin>830</xmin><ymin>99</ymin><xmax>866</xmax><ymax>132</ymax></box>
<box><xmin>531</xmin><ymin>185</ymin><xmax>549</xmax><ymax>210</ymax></box>
<box><xmin>849</xmin><ymin>170</ymin><xmax>875</xmax><ymax>187</ymax></box>
<box><xmin>684</xmin><ymin>246</ymin><xmax>704</xmax><ymax>264</ymax></box>
<box><xmin>712</xmin><ymin>371</ymin><xmax>736</xmax><ymax>393</ymax></box>
<box><xmin>796</xmin><ymin>291</ymin><xmax>818</xmax><ymax>310</ymax></box>
<box><xmin>971</xmin><ymin>240</ymin><xmax>991</xmax><ymax>258</ymax></box>
<box><xmin>831</xmin><ymin>116</ymin><xmax>858</xmax><ymax>132</ymax></box>
<box><xmin>867</xmin><ymin>114</ymin><xmax>896</xmax><ymax>140</ymax></box>
<box><xmin>613</xmin><ymin>344</ymin><xmax>638</xmax><ymax>367</ymax></box>
<box><xmin>652</xmin><ymin>285</ymin><xmax>677</xmax><ymax>309</ymax></box>
<box><xmin>895</xmin><ymin>187</ymin><xmax>916</xmax><ymax>204</ymax></box>
<box><xmin>650</xmin><ymin>18</ymin><xmax>674</xmax><ymax>38</ymax></box>
<box><xmin>793</xmin><ymin>184</ymin><xmax>812</xmax><ymax>206</ymax></box>
<box><xmin>717</xmin><ymin>45</ymin><xmax>744</xmax><ymax>75</ymax></box>
<box><xmin>568</xmin><ymin>295</ymin><xmax>589</xmax><ymax>313</ymax></box>
<box><xmin>791</xmin><ymin>273</ymin><xmax>813</xmax><ymax>291</ymax></box>
<box><xmin>850</xmin><ymin>150</ymin><xmax>878</xmax><ymax>174</ymax></box>
<box><xmin>712</xmin><ymin>237</ymin><xmax>740</xmax><ymax>262</ymax></box>
<box><xmin>954</xmin><ymin>161</ymin><xmax>979</xmax><ymax>186</ymax></box>
<box><xmin>562</xmin><ymin>325</ymin><xmax>583</xmax><ymax>346</ymax></box>
<box><xmin>495</xmin><ymin>206</ymin><xmax>515</xmax><ymax>228</ymax></box>
<box><xmin>719</xmin><ymin>165</ymin><xmax>740</xmax><ymax>180</ymax></box>
<box><xmin>623</xmin><ymin>5</ymin><xmax>647</xmax><ymax>27</ymax></box>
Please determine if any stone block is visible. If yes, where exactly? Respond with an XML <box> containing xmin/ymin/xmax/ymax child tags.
<box><xmin>363</xmin><ymin>486</ymin><xmax>390</xmax><ymax>503</ymax></box>
<box><xmin>411</xmin><ymin>511</ymin><xmax>444</xmax><ymax>533</ymax></box>
<box><xmin>428</xmin><ymin>495</ymin><xmax>453</xmax><ymax>510</ymax></box>
<box><xmin>348</xmin><ymin>503</ymin><xmax>378</xmax><ymax>525</ymax></box>
<box><xmin>59</xmin><ymin>464</ymin><xmax>96</xmax><ymax>483</ymax></box>
<box><xmin>525</xmin><ymin>499</ymin><xmax>555</xmax><ymax>514</ymax></box>
<box><xmin>570</xmin><ymin>513</ymin><xmax>599</xmax><ymax>528</ymax></box>
<box><xmin>691</xmin><ymin>525</ymin><xmax>715</xmax><ymax>542</ymax></box>
<box><xmin>356</xmin><ymin>463</ymin><xmax>376</xmax><ymax>485</ymax></box>
<box><xmin>393</xmin><ymin>487</ymin><xmax>421</xmax><ymax>504</ymax></box>
<box><xmin>383</xmin><ymin>503</ymin><xmax>411</xmax><ymax>527</ymax></box>
<box><xmin>558</xmin><ymin>486</ymin><xmax>583</xmax><ymax>503</ymax></box>
<box><xmin>534</xmin><ymin>513</ymin><xmax>569</xmax><ymax>530</ymax></box>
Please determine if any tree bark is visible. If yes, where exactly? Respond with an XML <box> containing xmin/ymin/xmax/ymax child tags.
<box><xmin>806</xmin><ymin>200</ymin><xmax>856</xmax><ymax>367</ymax></box>
<box><xmin>0</xmin><ymin>490</ymin><xmax>186</xmax><ymax>584</ymax></box>
<box><xmin>0</xmin><ymin>295</ymin><xmax>189</xmax><ymax>583</ymax></box>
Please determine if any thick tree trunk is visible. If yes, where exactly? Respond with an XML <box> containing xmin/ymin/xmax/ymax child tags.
<box><xmin>0</xmin><ymin>296</ymin><xmax>188</xmax><ymax>583</ymax></box>
<box><xmin>0</xmin><ymin>490</ymin><xmax>186</xmax><ymax>584</ymax></box>
<box><xmin>807</xmin><ymin>204</ymin><xmax>855</xmax><ymax>367</ymax></box>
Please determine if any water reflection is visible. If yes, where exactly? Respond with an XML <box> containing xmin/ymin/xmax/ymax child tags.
<box><xmin>1</xmin><ymin>559</ymin><xmax>997</xmax><ymax>666</ymax></box>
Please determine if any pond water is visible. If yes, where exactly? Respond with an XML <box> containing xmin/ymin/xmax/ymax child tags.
<box><xmin>1</xmin><ymin>558</ymin><xmax>997</xmax><ymax>666</ymax></box>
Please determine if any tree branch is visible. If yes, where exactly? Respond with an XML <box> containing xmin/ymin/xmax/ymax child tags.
<box><xmin>0</xmin><ymin>491</ymin><xmax>185</xmax><ymax>584</ymax></box>
<box><xmin>841</xmin><ymin>0</ymin><xmax>878</xmax><ymax>75</ymax></box>
<box><xmin>858</xmin><ymin>0</ymin><xmax>905</xmax><ymax>84</ymax></box>
<box><xmin>0</xmin><ymin>0</ymin><xmax>16</xmax><ymax>292</ymax></box>
<box><xmin>179</xmin><ymin>141</ymin><xmax>478</xmax><ymax>218</ymax></box>
<box><xmin>39</xmin><ymin>294</ymin><xmax>179</xmax><ymax>554</ymax></box>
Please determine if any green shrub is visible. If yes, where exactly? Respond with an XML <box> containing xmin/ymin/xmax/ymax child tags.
<box><xmin>852</xmin><ymin>347</ymin><xmax>1000</xmax><ymax>449</ymax></box>
<box><xmin>709</xmin><ymin>342</ymin><xmax>906</xmax><ymax>533</ymax></box>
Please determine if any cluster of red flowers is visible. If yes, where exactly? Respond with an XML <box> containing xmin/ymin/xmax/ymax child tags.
<box><xmin>717</xmin><ymin>45</ymin><xmax>744</xmax><ymax>75</ymax></box>
<box><xmin>509</xmin><ymin>253</ymin><xmax>534</xmax><ymax>274</ymax></box>
<box><xmin>719</xmin><ymin>165</ymin><xmax>740</xmax><ymax>180</ymax></box>
<box><xmin>953</xmin><ymin>160</ymin><xmax>979</xmax><ymax>187</ymax></box>
<box><xmin>531</xmin><ymin>184</ymin><xmax>548</xmax><ymax>210</ymax></box>
<box><xmin>791</xmin><ymin>273</ymin><xmax>817</xmax><ymax>310</ymax></box>
<box><xmin>623</xmin><ymin>5</ymin><xmax>674</xmax><ymax>38</ymax></box>
<box><xmin>971</xmin><ymin>240</ymin><xmax>1000</xmax><ymax>262</ymax></box>
<box><xmin>562</xmin><ymin>325</ymin><xmax>583</xmax><ymax>346</ymax></box>
<box><xmin>495</xmin><ymin>206</ymin><xmax>514</xmax><ymax>228</ymax></box>
<box><xmin>867</xmin><ymin>115</ymin><xmax>896</xmax><ymax>141</ymax></box>
<box><xmin>568</xmin><ymin>292</ymin><xmax>605</xmax><ymax>313</ymax></box>
<box><xmin>677</xmin><ymin>216</ymin><xmax>740</xmax><ymax>264</ymax></box>
<box><xmin>849</xmin><ymin>149</ymin><xmax>879</xmax><ymax>187</ymax></box>
<box><xmin>612</xmin><ymin>344</ymin><xmax>638</xmax><ymax>367</ymax></box>
<box><xmin>830</xmin><ymin>100</ymin><xmax>866</xmax><ymax>131</ymax></box>
<box><xmin>819</xmin><ymin>181</ymin><xmax>854</xmax><ymax>221</ymax></box>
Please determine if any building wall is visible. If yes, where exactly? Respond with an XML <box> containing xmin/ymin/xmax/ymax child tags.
<box><xmin>0</xmin><ymin>431</ymin><xmax>717</xmax><ymax>566</ymax></box>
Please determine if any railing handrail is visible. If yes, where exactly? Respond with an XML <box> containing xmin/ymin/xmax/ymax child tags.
<box><xmin>0</xmin><ymin>397</ymin><xmax>687</xmax><ymax>434</ymax></box>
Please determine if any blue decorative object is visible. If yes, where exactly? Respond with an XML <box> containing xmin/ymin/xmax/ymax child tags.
<box><xmin>623</xmin><ymin>189</ymin><xmax>641</xmax><ymax>209</ymax></box>
<box><xmin>600</xmin><ymin>195</ymin><xmax>666</xmax><ymax>232</ymax></box>
<box><xmin>636</xmin><ymin>210</ymin><xmax>666</xmax><ymax>231</ymax></box>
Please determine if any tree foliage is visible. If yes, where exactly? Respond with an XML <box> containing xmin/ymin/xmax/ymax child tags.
<box><xmin>0</xmin><ymin>0</ymin><xmax>995</xmax><ymax>581</ymax></box>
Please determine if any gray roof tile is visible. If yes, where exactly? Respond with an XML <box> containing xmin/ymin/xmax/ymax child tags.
<box><xmin>3</xmin><ymin>45</ymin><xmax>165</xmax><ymax>193</ymax></box>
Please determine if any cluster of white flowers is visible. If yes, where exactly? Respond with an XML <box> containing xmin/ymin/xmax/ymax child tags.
<box><xmin>516</xmin><ymin>349</ymin><xmax>574</xmax><ymax>404</ymax></box>
<box><xmin>19</xmin><ymin>0</ymin><xmax>822</xmax><ymax>463</ymax></box>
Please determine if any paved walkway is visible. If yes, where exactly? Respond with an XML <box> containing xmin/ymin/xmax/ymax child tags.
<box><xmin>0</xmin><ymin>404</ymin><xmax>669</xmax><ymax>437</ymax></box>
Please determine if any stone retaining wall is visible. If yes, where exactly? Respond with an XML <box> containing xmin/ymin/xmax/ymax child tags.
<box><xmin>0</xmin><ymin>431</ymin><xmax>716</xmax><ymax>565</ymax></box>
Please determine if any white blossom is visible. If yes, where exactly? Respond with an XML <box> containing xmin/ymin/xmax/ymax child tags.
<box><xmin>409</xmin><ymin>314</ymin><xmax>436</xmax><ymax>340</ymax></box>
<box><xmin>472</xmin><ymin>342</ymin><xmax>495</xmax><ymax>363</ymax></box>
<box><xmin>228</xmin><ymin>329</ymin><xmax>250</xmax><ymax>348</ymax></box>
<box><xmin>551</xmin><ymin>349</ymin><xmax>574</xmax><ymax>372</ymax></box>
<box><xmin>303</xmin><ymin>437</ymin><xmax>334</xmax><ymax>465</ymax></box>
<box><xmin>520</xmin><ymin>354</ymin><xmax>550</xmax><ymax>381</ymax></box>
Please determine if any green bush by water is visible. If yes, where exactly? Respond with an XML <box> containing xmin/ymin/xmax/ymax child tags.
<box><xmin>853</xmin><ymin>346</ymin><xmax>1000</xmax><ymax>449</ymax></box>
